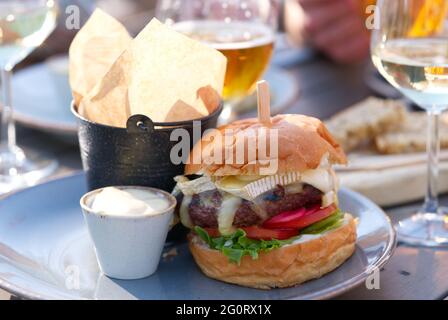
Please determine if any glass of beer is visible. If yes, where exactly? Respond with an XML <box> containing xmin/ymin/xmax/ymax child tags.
<box><xmin>156</xmin><ymin>0</ymin><xmax>279</xmax><ymax>115</ymax></box>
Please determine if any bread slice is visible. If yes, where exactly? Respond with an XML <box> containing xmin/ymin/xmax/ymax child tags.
<box><xmin>188</xmin><ymin>214</ymin><xmax>356</xmax><ymax>289</ymax></box>
<box><xmin>325</xmin><ymin>97</ymin><xmax>406</xmax><ymax>151</ymax></box>
<box><xmin>375</xmin><ymin>112</ymin><xmax>448</xmax><ymax>154</ymax></box>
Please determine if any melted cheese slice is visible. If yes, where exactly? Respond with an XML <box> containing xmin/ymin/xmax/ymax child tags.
<box><xmin>179</xmin><ymin>191</ymin><xmax>242</xmax><ymax>235</ymax></box>
<box><xmin>176</xmin><ymin>162</ymin><xmax>339</xmax><ymax>232</ymax></box>
<box><xmin>215</xmin><ymin>168</ymin><xmax>337</xmax><ymax>200</ymax></box>
<box><xmin>217</xmin><ymin>195</ymin><xmax>242</xmax><ymax>235</ymax></box>
<box><xmin>214</xmin><ymin>175</ymin><xmax>262</xmax><ymax>199</ymax></box>
<box><xmin>301</xmin><ymin>169</ymin><xmax>335</xmax><ymax>193</ymax></box>
<box><xmin>322</xmin><ymin>191</ymin><xmax>337</xmax><ymax>207</ymax></box>
<box><xmin>179</xmin><ymin>195</ymin><xmax>193</xmax><ymax>228</ymax></box>
<box><xmin>174</xmin><ymin>176</ymin><xmax>216</xmax><ymax>195</ymax></box>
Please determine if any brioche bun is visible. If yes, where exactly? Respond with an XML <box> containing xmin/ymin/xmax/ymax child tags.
<box><xmin>185</xmin><ymin>114</ymin><xmax>347</xmax><ymax>176</ymax></box>
<box><xmin>188</xmin><ymin>214</ymin><xmax>356</xmax><ymax>289</ymax></box>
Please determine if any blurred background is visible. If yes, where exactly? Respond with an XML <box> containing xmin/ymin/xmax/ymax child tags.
<box><xmin>6</xmin><ymin>0</ymin><xmax>443</xmax><ymax>209</ymax></box>
<box><xmin>1</xmin><ymin>0</ymin><xmax>448</xmax><ymax>300</ymax></box>
<box><xmin>0</xmin><ymin>0</ymin><xmax>386</xmax><ymax>193</ymax></box>
<box><xmin>16</xmin><ymin>0</ymin><xmax>375</xmax><ymax>136</ymax></box>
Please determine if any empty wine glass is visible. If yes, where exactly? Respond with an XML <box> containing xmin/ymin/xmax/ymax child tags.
<box><xmin>0</xmin><ymin>0</ymin><xmax>59</xmax><ymax>194</ymax></box>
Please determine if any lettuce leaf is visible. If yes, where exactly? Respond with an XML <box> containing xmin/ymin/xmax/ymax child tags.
<box><xmin>193</xmin><ymin>210</ymin><xmax>346</xmax><ymax>264</ymax></box>
<box><xmin>194</xmin><ymin>226</ymin><xmax>295</xmax><ymax>265</ymax></box>
<box><xmin>300</xmin><ymin>210</ymin><xmax>345</xmax><ymax>235</ymax></box>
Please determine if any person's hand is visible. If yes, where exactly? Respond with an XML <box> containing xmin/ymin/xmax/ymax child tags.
<box><xmin>285</xmin><ymin>0</ymin><xmax>370</xmax><ymax>64</ymax></box>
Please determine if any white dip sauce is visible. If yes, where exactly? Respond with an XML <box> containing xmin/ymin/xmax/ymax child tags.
<box><xmin>91</xmin><ymin>187</ymin><xmax>170</xmax><ymax>216</ymax></box>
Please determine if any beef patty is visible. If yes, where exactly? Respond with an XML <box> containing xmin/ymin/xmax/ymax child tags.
<box><xmin>188</xmin><ymin>184</ymin><xmax>323</xmax><ymax>228</ymax></box>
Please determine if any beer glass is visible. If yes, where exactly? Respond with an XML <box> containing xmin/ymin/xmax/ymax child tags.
<box><xmin>156</xmin><ymin>0</ymin><xmax>279</xmax><ymax>115</ymax></box>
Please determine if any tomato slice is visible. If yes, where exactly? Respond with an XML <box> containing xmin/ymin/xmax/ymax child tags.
<box><xmin>261</xmin><ymin>207</ymin><xmax>307</xmax><ymax>229</ymax></box>
<box><xmin>242</xmin><ymin>226</ymin><xmax>298</xmax><ymax>240</ymax></box>
<box><xmin>263</xmin><ymin>204</ymin><xmax>338</xmax><ymax>230</ymax></box>
<box><xmin>202</xmin><ymin>226</ymin><xmax>297</xmax><ymax>240</ymax></box>
<box><xmin>203</xmin><ymin>228</ymin><xmax>221</xmax><ymax>238</ymax></box>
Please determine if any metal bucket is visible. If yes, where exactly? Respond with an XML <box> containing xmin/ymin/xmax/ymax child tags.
<box><xmin>72</xmin><ymin>102</ymin><xmax>222</xmax><ymax>192</ymax></box>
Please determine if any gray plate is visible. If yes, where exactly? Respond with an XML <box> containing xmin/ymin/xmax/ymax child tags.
<box><xmin>12</xmin><ymin>62</ymin><xmax>78</xmax><ymax>136</ymax></box>
<box><xmin>0</xmin><ymin>173</ymin><xmax>395</xmax><ymax>300</ymax></box>
<box><xmin>10</xmin><ymin>63</ymin><xmax>298</xmax><ymax>140</ymax></box>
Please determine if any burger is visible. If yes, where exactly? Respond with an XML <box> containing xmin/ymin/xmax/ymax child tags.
<box><xmin>174</xmin><ymin>114</ymin><xmax>356</xmax><ymax>289</ymax></box>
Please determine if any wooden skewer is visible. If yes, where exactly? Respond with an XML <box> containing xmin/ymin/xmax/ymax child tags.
<box><xmin>257</xmin><ymin>80</ymin><xmax>272</xmax><ymax>126</ymax></box>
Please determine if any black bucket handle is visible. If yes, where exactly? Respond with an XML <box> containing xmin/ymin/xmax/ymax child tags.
<box><xmin>126</xmin><ymin>114</ymin><xmax>155</xmax><ymax>134</ymax></box>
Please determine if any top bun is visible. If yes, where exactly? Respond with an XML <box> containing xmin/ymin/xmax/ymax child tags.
<box><xmin>185</xmin><ymin>114</ymin><xmax>347</xmax><ymax>176</ymax></box>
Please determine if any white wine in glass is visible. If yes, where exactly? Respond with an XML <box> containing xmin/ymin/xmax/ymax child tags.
<box><xmin>371</xmin><ymin>0</ymin><xmax>448</xmax><ymax>247</ymax></box>
<box><xmin>372</xmin><ymin>38</ymin><xmax>448</xmax><ymax>110</ymax></box>
<box><xmin>0</xmin><ymin>0</ymin><xmax>58</xmax><ymax>194</ymax></box>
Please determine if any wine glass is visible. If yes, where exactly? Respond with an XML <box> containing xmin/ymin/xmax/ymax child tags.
<box><xmin>371</xmin><ymin>0</ymin><xmax>448</xmax><ymax>247</ymax></box>
<box><xmin>156</xmin><ymin>0</ymin><xmax>279</xmax><ymax>123</ymax></box>
<box><xmin>0</xmin><ymin>0</ymin><xmax>58</xmax><ymax>194</ymax></box>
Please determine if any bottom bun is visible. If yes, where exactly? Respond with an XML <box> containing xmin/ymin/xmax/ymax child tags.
<box><xmin>188</xmin><ymin>214</ymin><xmax>357</xmax><ymax>289</ymax></box>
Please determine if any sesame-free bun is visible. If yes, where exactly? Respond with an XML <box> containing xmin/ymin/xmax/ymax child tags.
<box><xmin>188</xmin><ymin>214</ymin><xmax>356</xmax><ymax>289</ymax></box>
<box><xmin>185</xmin><ymin>114</ymin><xmax>347</xmax><ymax>176</ymax></box>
